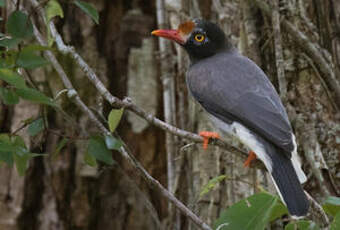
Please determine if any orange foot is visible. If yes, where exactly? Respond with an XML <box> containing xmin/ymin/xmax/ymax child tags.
<box><xmin>199</xmin><ymin>131</ymin><xmax>220</xmax><ymax>150</ymax></box>
<box><xmin>243</xmin><ymin>150</ymin><xmax>257</xmax><ymax>168</ymax></box>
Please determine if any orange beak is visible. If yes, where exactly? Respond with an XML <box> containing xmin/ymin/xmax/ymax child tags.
<box><xmin>151</xmin><ymin>29</ymin><xmax>185</xmax><ymax>45</ymax></box>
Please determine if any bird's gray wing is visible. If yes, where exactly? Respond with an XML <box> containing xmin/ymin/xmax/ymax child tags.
<box><xmin>187</xmin><ymin>52</ymin><xmax>294</xmax><ymax>157</ymax></box>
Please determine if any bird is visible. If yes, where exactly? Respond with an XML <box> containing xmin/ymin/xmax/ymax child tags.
<box><xmin>152</xmin><ymin>19</ymin><xmax>310</xmax><ymax>217</ymax></box>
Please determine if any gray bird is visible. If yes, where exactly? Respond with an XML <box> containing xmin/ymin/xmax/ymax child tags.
<box><xmin>152</xmin><ymin>19</ymin><xmax>309</xmax><ymax>217</ymax></box>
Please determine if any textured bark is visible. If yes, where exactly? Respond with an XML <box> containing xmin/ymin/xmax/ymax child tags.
<box><xmin>0</xmin><ymin>0</ymin><xmax>339</xmax><ymax>229</ymax></box>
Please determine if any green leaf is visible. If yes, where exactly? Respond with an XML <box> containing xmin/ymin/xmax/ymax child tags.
<box><xmin>104</xmin><ymin>135</ymin><xmax>122</xmax><ymax>150</ymax></box>
<box><xmin>285</xmin><ymin>221</ymin><xmax>319</xmax><ymax>230</ymax></box>
<box><xmin>0</xmin><ymin>69</ymin><xmax>26</xmax><ymax>89</ymax></box>
<box><xmin>52</xmin><ymin>138</ymin><xmax>68</xmax><ymax>160</ymax></box>
<box><xmin>45</xmin><ymin>0</ymin><xmax>62</xmax><ymax>46</ymax></box>
<box><xmin>16</xmin><ymin>87</ymin><xmax>56</xmax><ymax>106</ymax></box>
<box><xmin>0</xmin><ymin>134</ymin><xmax>13</xmax><ymax>165</ymax></box>
<box><xmin>0</xmin><ymin>135</ymin><xmax>25</xmax><ymax>155</ymax></box>
<box><xmin>331</xmin><ymin>212</ymin><xmax>340</xmax><ymax>230</ymax></box>
<box><xmin>47</xmin><ymin>29</ymin><xmax>54</xmax><ymax>47</ymax></box>
<box><xmin>46</xmin><ymin>0</ymin><xmax>64</xmax><ymax>22</ymax></box>
<box><xmin>14</xmin><ymin>152</ymin><xmax>43</xmax><ymax>176</ymax></box>
<box><xmin>0</xmin><ymin>50</ymin><xmax>18</xmax><ymax>68</ymax></box>
<box><xmin>84</xmin><ymin>151</ymin><xmax>97</xmax><ymax>167</ymax></box>
<box><xmin>12</xmin><ymin>135</ymin><xmax>28</xmax><ymax>156</ymax></box>
<box><xmin>87</xmin><ymin>136</ymin><xmax>113</xmax><ymax>165</ymax></box>
<box><xmin>268</xmin><ymin>199</ymin><xmax>288</xmax><ymax>221</ymax></box>
<box><xmin>108</xmin><ymin>108</ymin><xmax>123</xmax><ymax>132</ymax></box>
<box><xmin>0</xmin><ymin>87</ymin><xmax>19</xmax><ymax>104</ymax></box>
<box><xmin>0</xmin><ymin>57</ymin><xmax>15</xmax><ymax>69</ymax></box>
<box><xmin>323</xmin><ymin>196</ymin><xmax>340</xmax><ymax>217</ymax></box>
<box><xmin>200</xmin><ymin>175</ymin><xmax>227</xmax><ymax>197</ymax></box>
<box><xmin>13</xmin><ymin>153</ymin><xmax>29</xmax><ymax>176</ymax></box>
<box><xmin>6</xmin><ymin>11</ymin><xmax>33</xmax><ymax>39</ymax></box>
<box><xmin>0</xmin><ymin>141</ymin><xmax>17</xmax><ymax>152</ymax></box>
<box><xmin>12</xmin><ymin>135</ymin><xmax>25</xmax><ymax>147</ymax></box>
<box><xmin>0</xmin><ymin>38</ymin><xmax>21</xmax><ymax>48</ymax></box>
<box><xmin>213</xmin><ymin>193</ymin><xmax>280</xmax><ymax>230</ymax></box>
<box><xmin>73</xmin><ymin>0</ymin><xmax>99</xmax><ymax>24</ymax></box>
<box><xmin>28</xmin><ymin>118</ymin><xmax>45</xmax><ymax>136</ymax></box>
<box><xmin>0</xmin><ymin>134</ymin><xmax>36</xmax><ymax>172</ymax></box>
<box><xmin>11</xmin><ymin>135</ymin><xmax>42</xmax><ymax>175</ymax></box>
<box><xmin>16</xmin><ymin>50</ymin><xmax>50</xmax><ymax>69</ymax></box>
<box><xmin>0</xmin><ymin>133</ymin><xmax>11</xmax><ymax>145</ymax></box>
<box><xmin>22</xmin><ymin>44</ymin><xmax>54</xmax><ymax>52</ymax></box>
<box><xmin>0</xmin><ymin>150</ymin><xmax>13</xmax><ymax>165</ymax></box>
<box><xmin>0</xmin><ymin>0</ymin><xmax>5</xmax><ymax>7</ymax></box>
<box><xmin>15</xmin><ymin>45</ymin><xmax>52</xmax><ymax>69</ymax></box>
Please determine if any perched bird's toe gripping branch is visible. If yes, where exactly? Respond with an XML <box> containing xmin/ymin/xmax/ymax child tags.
<box><xmin>243</xmin><ymin>151</ymin><xmax>257</xmax><ymax>168</ymax></box>
<box><xmin>199</xmin><ymin>131</ymin><xmax>220</xmax><ymax>149</ymax></box>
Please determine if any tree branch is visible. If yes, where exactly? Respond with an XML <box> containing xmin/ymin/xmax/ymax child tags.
<box><xmin>305</xmin><ymin>191</ymin><xmax>330</xmax><ymax>228</ymax></box>
<box><xmin>31</xmin><ymin>17</ymin><xmax>212</xmax><ymax>230</ymax></box>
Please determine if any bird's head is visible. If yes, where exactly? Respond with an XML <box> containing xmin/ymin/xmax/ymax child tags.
<box><xmin>152</xmin><ymin>19</ymin><xmax>230</xmax><ymax>62</ymax></box>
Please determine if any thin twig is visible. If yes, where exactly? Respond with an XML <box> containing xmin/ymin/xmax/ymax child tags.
<box><xmin>11</xmin><ymin>122</ymin><xmax>29</xmax><ymax>136</ymax></box>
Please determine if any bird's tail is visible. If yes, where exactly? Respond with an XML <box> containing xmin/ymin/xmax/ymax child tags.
<box><xmin>263</xmin><ymin>141</ymin><xmax>310</xmax><ymax>217</ymax></box>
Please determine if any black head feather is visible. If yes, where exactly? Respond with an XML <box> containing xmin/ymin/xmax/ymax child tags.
<box><xmin>183</xmin><ymin>19</ymin><xmax>231</xmax><ymax>63</ymax></box>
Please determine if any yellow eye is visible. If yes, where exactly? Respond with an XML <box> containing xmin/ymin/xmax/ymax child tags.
<box><xmin>194</xmin><ymin>34</ymin><xmax>205</xmax><ymax>42</ymax></box>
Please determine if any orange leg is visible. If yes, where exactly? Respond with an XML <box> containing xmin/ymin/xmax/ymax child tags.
<box><xmin>243</xmin><ymin>150</ymin><xmax>257</xmax><ymax>167</ymax></box>
<box><xmin>199</xmin><ymin>131</ymin><xmax>220</xmax><ymax>150</ymax></box>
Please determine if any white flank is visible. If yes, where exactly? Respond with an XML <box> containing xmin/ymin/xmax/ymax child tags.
<box><xmin>231</xmin><ymin>122</ymin><xmax>273</xmax><ymax>172</ymax></box>
<box><xmin>209</xmin><ymin>116</ymin><xmax>273</xmax><ymax>172</ymax></box>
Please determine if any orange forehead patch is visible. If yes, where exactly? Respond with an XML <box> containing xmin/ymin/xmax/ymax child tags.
<box><xmin>178</xmin><ymin>21</ymin><xmax>195</xmax><ymax>35</ymax></box>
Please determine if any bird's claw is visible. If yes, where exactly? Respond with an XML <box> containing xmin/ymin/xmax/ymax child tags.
<box><xmin>243</xmin><ymin>150</ymin><xmax>257</xmax><ymax>168</ymax></box>
<box><xmin>199</xmin><ymin>131</ymin><xmax>220</xmax><ymax>150</ymax></box>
